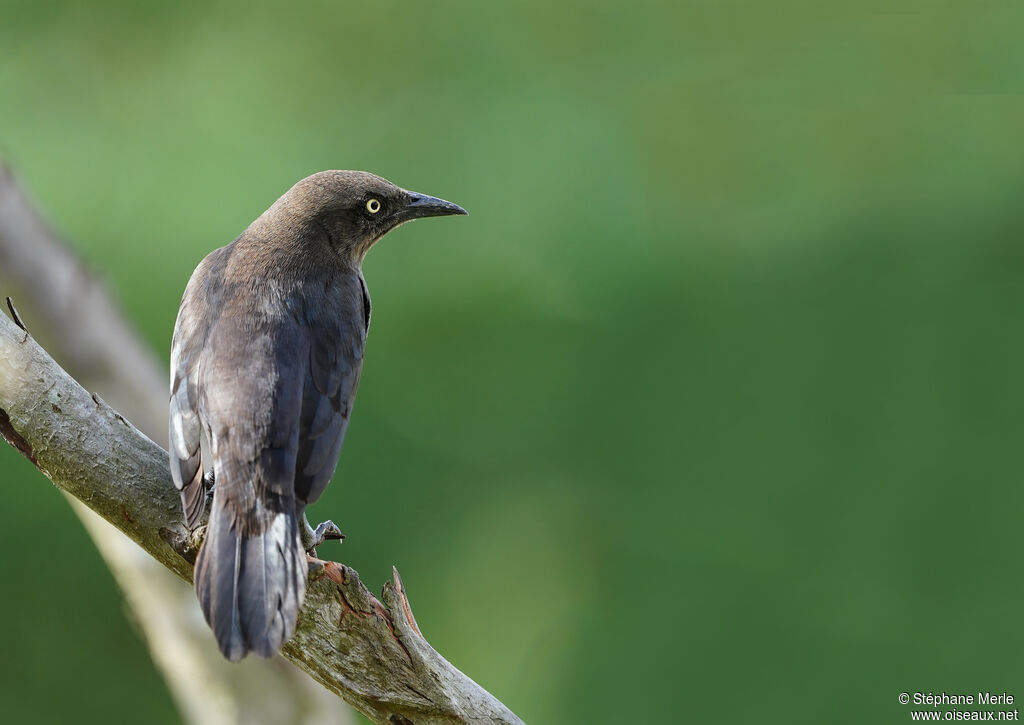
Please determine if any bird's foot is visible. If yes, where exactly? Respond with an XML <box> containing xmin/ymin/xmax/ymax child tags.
<box><xmin>203</xmin><ymin>470</ymin><xmax>216</xmax><ymax>504</ymax></box>
<box><xmin>189</xmin><ymin>523</ymin><xmax>208</xmax><ymax>551</ymax></box>
<box><xmin>302</xmin><ymin>517</ymin><xmax>345</xmax><ymax>555</ymax></box>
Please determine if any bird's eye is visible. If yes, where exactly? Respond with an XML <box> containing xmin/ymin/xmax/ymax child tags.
<box><xmin>366</xmin><ymin>198</ymin><xmax>381</xmax><ymax>214</ymax></box>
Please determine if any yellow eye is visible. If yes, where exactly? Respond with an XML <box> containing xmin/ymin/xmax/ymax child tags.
<box><xmin>366</xmin><ymin>198</ymin><xmax>381</xmax><ymax>214</ymax></box>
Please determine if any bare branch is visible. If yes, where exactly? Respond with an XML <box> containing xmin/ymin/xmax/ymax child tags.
<box><xmin>0</xmin><ymin>285</ymin><xmax>523</xmax><ymax>725</ymax></box>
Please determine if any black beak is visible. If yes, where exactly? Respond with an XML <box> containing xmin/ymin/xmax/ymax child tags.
<box><xmin>402</xmin><ymin>191</ymin><xmax>468</xmax><ymax>220</ymax></box>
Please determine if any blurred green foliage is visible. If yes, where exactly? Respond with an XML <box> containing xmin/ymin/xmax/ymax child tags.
<box><xmin>3</xmin><ymin>1</ymin><xmax>1024</xmax><ymax>722</ymax></box>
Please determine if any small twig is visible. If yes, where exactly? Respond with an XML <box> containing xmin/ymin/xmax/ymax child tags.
<box><xmin>5</xmin><ymin>296</ymin><xmax>27</xmax><ymax>332</ymax></box>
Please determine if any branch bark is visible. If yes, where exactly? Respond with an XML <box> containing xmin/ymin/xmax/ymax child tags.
<box><xmin>0</xmin><ymin>166</ymin><xmax>523</xmax><ymax>724</ymax></box>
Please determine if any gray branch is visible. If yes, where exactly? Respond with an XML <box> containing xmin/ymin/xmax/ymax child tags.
<box><xmin>0</xmin><ymin>167</ymin><xmax>523</xmax><ymax>725</ymax></box>
<box><xmin>0</xmin><ymin>309</ymin><xmax>520</xmax><ymax>725</ymax></box>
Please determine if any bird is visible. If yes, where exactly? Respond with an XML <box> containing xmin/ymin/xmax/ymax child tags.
<box><xmin>168</xmin><ymin>170</ymin><xmax>466</xmax><ymax>661</ymax></box>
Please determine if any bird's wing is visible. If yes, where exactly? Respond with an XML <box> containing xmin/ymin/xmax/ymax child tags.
<box><xmin>293</xmin><ymin>275</ymin><xmax>368</xmax><ymax>506</ymax></box>
<box><xmin>169</xmin><ymin>252</ymin><xmax>224</xmax><ymax>529</ymax></box>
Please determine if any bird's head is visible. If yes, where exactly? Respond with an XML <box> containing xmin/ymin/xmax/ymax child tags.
<box><xmin>270</xmin><ymin>170</ymin><xmax>467</xmax><ymax>263</ymax></box>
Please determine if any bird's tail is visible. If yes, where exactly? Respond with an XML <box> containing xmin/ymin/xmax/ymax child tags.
<box><xmin>194</xmin><ymin>492</ymin><xmax>307</xmax><ymax>661</ymax></box>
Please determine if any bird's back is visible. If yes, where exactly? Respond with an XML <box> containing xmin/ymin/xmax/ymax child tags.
<box><xmin>171</xmin><ymin>233</ymin><xmax>367</xmax><ymax>660</ymax></box>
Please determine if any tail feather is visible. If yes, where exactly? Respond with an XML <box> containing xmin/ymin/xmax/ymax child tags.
<box><xmin>194</xmin><ymin>493</ymin><xmax>306</xmax><ymax>661</ymax></box>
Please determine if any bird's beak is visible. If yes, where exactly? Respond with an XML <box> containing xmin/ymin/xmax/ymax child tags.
<box><xmin>401</xmin><ymin>191</ymin><xmax>468</xmax><ymax>220</ymax></box>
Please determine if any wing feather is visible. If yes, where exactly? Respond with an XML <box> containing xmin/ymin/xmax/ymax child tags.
<box><xmin>293</xmin><ymin>275</ymin><xmax>366</xmax><ymax>505</ymax></box>
<box><xmin>169</xmin><ymin>253</ymin><xmax>223</xmax><ymax>529</ymax></box>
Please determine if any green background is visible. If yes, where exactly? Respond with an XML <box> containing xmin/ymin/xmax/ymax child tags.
<box><xmin>2</xmin><ymin>1</ymin><xmax>1024</xmax><ymax>722</ymax></box>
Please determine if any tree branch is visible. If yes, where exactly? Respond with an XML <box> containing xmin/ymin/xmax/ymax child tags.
<box><xmin>0</xmin><ymin>249</ymin><xmax>522</xmax><ymax>725</ymax></box>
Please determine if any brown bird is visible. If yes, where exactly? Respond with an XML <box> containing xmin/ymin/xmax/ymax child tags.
<box><xmin>168</xmin><ymin>171</ymin><xmax>466</xmax><ymax>660</ymax></box>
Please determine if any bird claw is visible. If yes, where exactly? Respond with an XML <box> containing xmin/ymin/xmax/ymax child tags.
<box><xmin>189</xmin><ymin>523</ymin><xmax>208</xmax><ymax>550</ymax></box>
<box><xmin>203</xmin><ymin>470</ymin><xmax>216</xmax><ymax>504</ymax></box>
<box><xmin>302</xmin><ymin>517</ymin><xmax>345</xmax><ymax>554</ymax></box>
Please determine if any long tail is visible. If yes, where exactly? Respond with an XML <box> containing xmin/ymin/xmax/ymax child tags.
<box><xmin>194</xmin><ymin>493</ymin><xmax>306</xmax><ymax>661</ymax></box>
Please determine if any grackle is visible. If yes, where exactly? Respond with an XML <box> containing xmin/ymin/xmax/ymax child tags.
<box><xmin>168</xmin><ymin>171</ymin><xmax>466</xmax><ymax>660</ymax></box>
